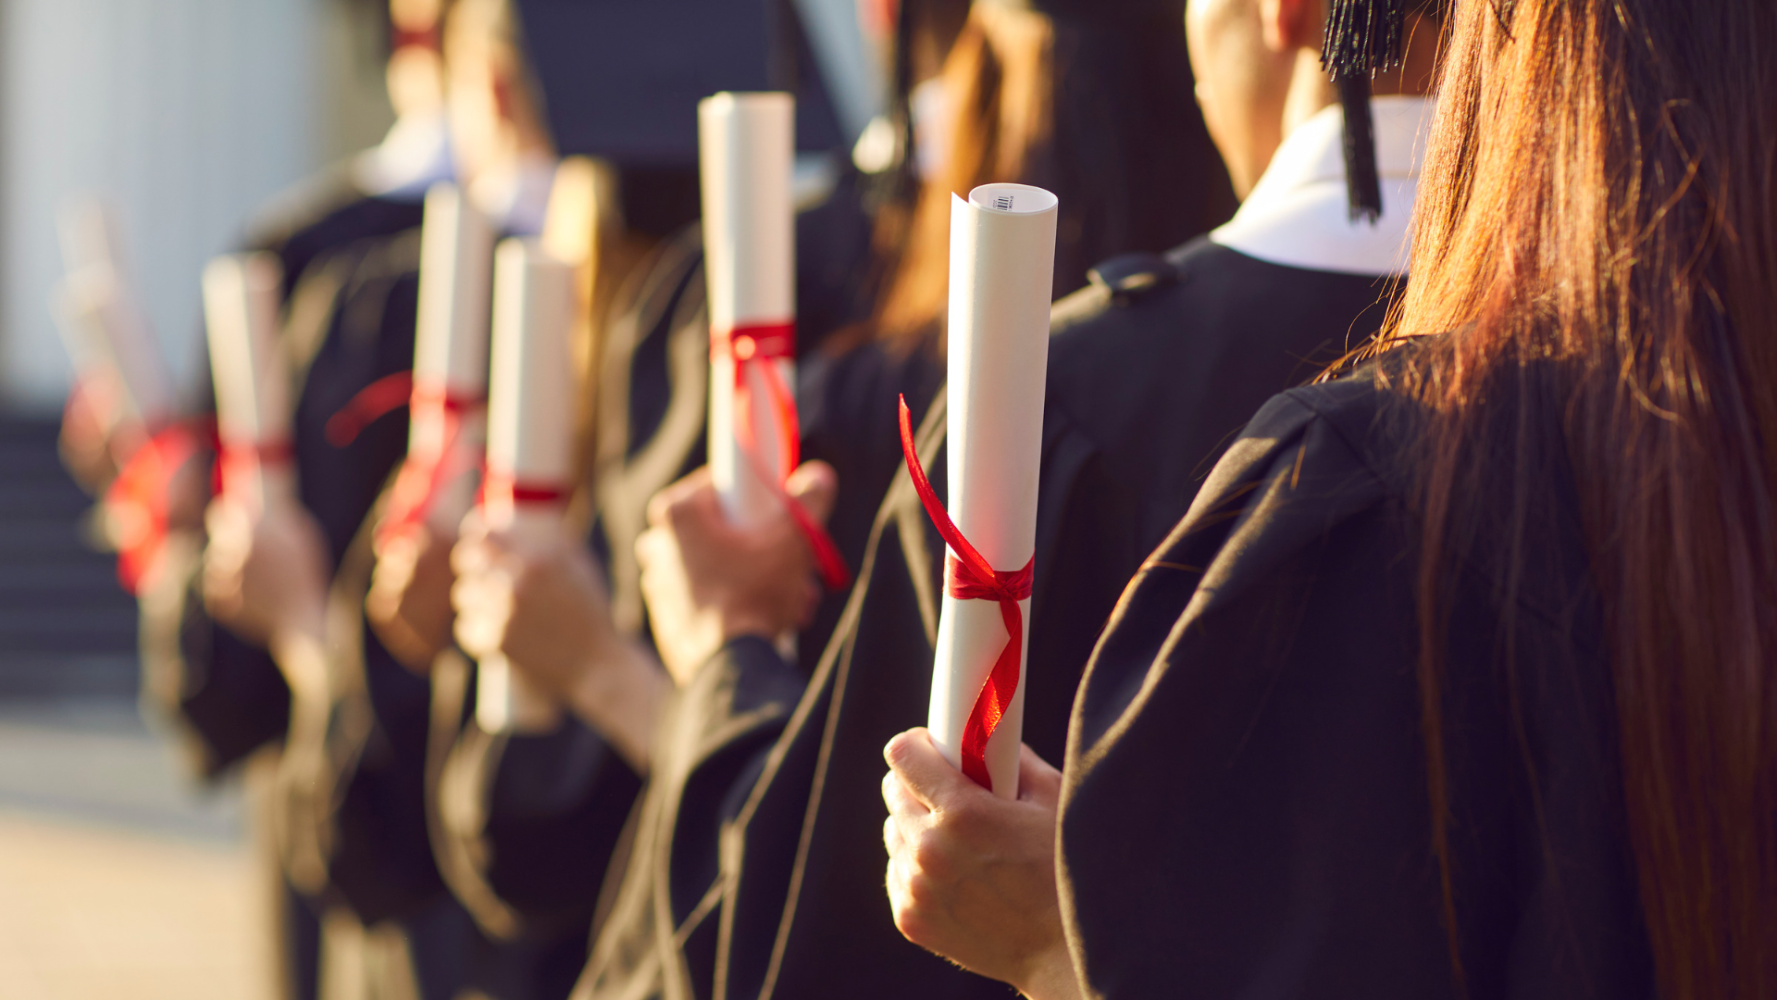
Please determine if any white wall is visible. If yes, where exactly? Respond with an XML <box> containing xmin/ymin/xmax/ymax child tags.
<box><xmin>0</xmin><ymin>0</ymin><xmax>343</xmax><ymax>412</ymax></box>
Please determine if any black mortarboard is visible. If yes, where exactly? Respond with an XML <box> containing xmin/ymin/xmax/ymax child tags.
<box><xmin>512</xmin><ymin>0</ymin><xmax>844</xmax><ymax>167</ymax></box>
<box><xmin>1321</xmin><ymin>0</ymin><xmax>1409</xmax><ymax>223</ymax></box>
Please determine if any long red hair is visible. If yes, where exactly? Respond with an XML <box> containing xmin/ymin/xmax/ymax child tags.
<box><xmin>1377</xmin><ymin>2</ymin><xmax>1777</xmax><ymax>996</ymax></box>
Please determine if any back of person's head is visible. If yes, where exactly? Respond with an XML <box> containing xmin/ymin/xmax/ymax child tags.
<box><xmin>1379</xmin><ymin>2</ymin><xmax>1777</xmax><ymax>996</ymax></box>
<box><xmin>443</xmin><ymin>0</ymin><xmax>550</xmax><ymax>183</ymax></box>
<box><xmin>386</xmin><ymin>0</ymin><xmax>450</xmax><ymax>118</ymax></box>
<box><xmin>871</xmin><ymin>0</ymin><xmax>1236</xmax><ymax>351</ymax></box>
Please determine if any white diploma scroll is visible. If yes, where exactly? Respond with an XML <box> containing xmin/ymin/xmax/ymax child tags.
<box><xmin>53</xmin><ymin>201</ymin><xmax>174</xmax><ymax>432</ymax></box>
<box><xmin>202</xmin><ymin>252</ymin><xmax>294</xmax><ymax>512</ymax></box>
<box><xmin>477</xmin><ymin>238</ymin><xmax>576</xmax><ymax>734</ymax></box>
<box><xmin>927</xmin><ymin>183</ymin><xmax>1058</xmax><ymax>798</ymax></box>
<box><xmin>412</xmin><ymin>182</ymin><xmax>495</xmax><ymax>524</ymax></box>
<box><xmin>698</xmin><ymin>91</ymin><xmax>797</xmax><ymax>526</ymax></box>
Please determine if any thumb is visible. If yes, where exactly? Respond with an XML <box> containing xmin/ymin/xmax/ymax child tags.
<box><xmin>884</xmin><ymin>728</ymin><xmax>971</xmax><ymax>812</ymax></box>
<box><xmin>784</xmin><ymin>461</ymin><xmax>839</xmax><ymax>526</ymax></box>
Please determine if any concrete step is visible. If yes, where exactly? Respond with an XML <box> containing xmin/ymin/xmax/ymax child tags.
<box><xmin>0</xmin><ymin>414</ymin><xmax>139</xmax><ymax>697</ymax></box>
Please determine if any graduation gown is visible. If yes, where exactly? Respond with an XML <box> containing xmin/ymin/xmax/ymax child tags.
<box><xmin>577</xmin><ymin>239</ymin><xmax>1400</xmax><ymax>1000</ymax></box>
<box><xmin>1060</xmin><ymin>363</ymin><xmax>1654</xmax><ymax>998</ymax></box>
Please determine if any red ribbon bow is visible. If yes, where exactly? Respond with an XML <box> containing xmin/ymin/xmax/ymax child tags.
<box><xmin>897</xmin><ymin>395</ymin><xmax>1034</xmax><ymax>792</ymax></box>
<box><xmin>714</xmin><ymin>321</ymin><xmax>851</xmax><ymax>591</ymax></box>
<box><xmin>326</xmin><ymin>371</ymin><xmax>487</xmax><ymax>546</ymax></box>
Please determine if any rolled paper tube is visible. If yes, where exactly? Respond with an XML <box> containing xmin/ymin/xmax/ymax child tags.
<box><xmin>202</xmin><ymin>252</ymin><xmax>294</xmax><ymax>513</ymax></box>
<box><xmin>405</xmin><ymin>182</ymin><xmax>495</xmax><ymax>531</ymax></box>
<box><xmin>53</xmin><ymin>201</ymin><xmax>175</xmax><ymax>431</ymax></box>
<box><xmin>699</xmin><ymin>91</ymin><xmax>797</xmax><ymax>526</ymax></box>
<box><xmin>52</xmin><ymin>265</ymin><xmax>174</xmax><ymax>433</ymax></box>
<box><xmin>476</xmin><ymin>238</ymin><xmax>576</xmax><ymax>734</ymax></box>
<box><xmin>925</xmin><ymin>183</ymin><xmax>1057</xmax><ymax>798</ymax></box>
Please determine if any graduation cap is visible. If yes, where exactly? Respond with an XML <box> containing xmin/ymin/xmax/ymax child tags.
<box><xmin>512</xmin><ymin>0</ymin><xmax>844</xmax><ymax>167</ymax></box>
<box><xmin>1321</xmin><ymin>0</ymin><xmax>1409</xmax><ymax>223</ymax></box>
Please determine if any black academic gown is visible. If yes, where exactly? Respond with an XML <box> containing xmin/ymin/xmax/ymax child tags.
<box><xmin>577</xmin><ymin>240</ymin><xmax>1401</xmax><ymax>999</ymax></box>
<box><xmin>427</xmin><ymin>179</ymin><xmax>880</xmax><ymax>1000</ymax></box>
<box><xmin>1060</xmin><ymin>363</ymin><xmax>1654</xmax><ymax>998</ymax></box>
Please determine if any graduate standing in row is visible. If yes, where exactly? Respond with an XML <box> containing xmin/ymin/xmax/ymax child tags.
<box><xmin>602</xmin><ymin>0</ymin><xmax>1444</xmax><ymax>998</ymax></box>
<box><xmin>884</xmin><ymin>0</ymin><xmax>1777</xmax><ymax>997</ymax></box>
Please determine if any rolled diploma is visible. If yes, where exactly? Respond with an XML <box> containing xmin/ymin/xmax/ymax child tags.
<box><xmin>477</xmin><ymin>238</ymin><xmax>574</xmax><ymax>734</ymax></box>
<box><xmin>699</xmin><ymin>92</ymin><xmax>797</xmax><ymax>526</ymax></box>
<box><xmin>927</xmin><ymin>183</ymin><xmax>1057</xmax><ymax>798</ymax></box>
<box><xmin>54</xmin><ymin>202</ymin><xmax>174</xmax><ymax>430</ymax></box>
<box><xmin>412</xmin><ymin>182</ymin><xmax>495</xmax><ymax>522</ymax></box>
<box><xmin>203</xmin><ymin>252</ymin><xmax>294</xmax><ymax>512</ymax></box>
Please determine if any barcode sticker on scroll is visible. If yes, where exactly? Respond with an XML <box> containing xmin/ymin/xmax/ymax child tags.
<box><xmin>994</xmin><ymin>194</ymin><xmax>1015</xmax><ymax>211</ymax></box>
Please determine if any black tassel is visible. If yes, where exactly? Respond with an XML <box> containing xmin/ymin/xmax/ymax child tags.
<box><xmin>1321</xmin><ymin>0</ymin><xmax>1407</xmax><ymax>80</ymax></box>
<box><xmin>1338</xmin><ymin>75</ymin><xmax>1383</xmax><ymax>222</ymax></box>
<box><xmin>1321</xmin><ymin>0</ymin><xmax>1407</xmax><ymax>226</ymax></box>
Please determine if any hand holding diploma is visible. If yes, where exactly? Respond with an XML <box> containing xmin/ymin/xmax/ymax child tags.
<box><xmin>53</xmin><ymin>202</ymin><xmax>204</xmax><ymax>591</ymax></box>
<box><xmin>635</xmin><ymin>461</ymin><xmax>838</xmax><ymax>685</ymax></box>
<box><xmin>366</xmin><ymin>182</ymin><xmax>495</xmax><ymax>670</ymax></box>
<box><xmin>698</xmin><ymin>91</ymin><xmax>849</xmax><ymax>592</ymax></box>
<box><xmin>197</xmin><ymin>252</ymin><xmax>331</xmax><ymax>686</ymax></box>
<box><xmin>880</xmin><ymin>728</ymin><xmax>1079</xmax><ymax>1000</ymax></box>
<box><xmin>452</xmin><ymin>238</ymin><xmax>576</xmax><ymax>733</ymax></box>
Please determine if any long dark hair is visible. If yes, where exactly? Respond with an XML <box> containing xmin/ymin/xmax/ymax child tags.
<box><xmin>869</xmin><ymin>2</ymin><xmax>1235</xmax><ymax>351</ymax></box>
<box><xmin>1375</xmin><ymin>2</ymin><xmax>1777</xmax><ymax>996</ymax></box>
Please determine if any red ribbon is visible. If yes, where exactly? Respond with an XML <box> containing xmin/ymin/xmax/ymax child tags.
<box><xmin>216</xmin><ymin>436</ymin><xmax>294</xmax><ymax>499</ymax></box>
<box><xmin>327</xmin><ymin>371</ymin><xmax>487</xmax><ymax>547</ymax></box>
<box><xmin>479</xmin><ymin>469</ymin><xmax>570</xmax><ymax>510</ymax></box>
<box><xmin>390</xmin><ymin>24</ymin><xmax>441</xmax><ymax>52</ymax></box>
<box><xmin>103</xmin><ymin>421</ymin><xmax>207</xmax><ymax>594</ymax></box>
<box><xmin>897</xmin><ymin>395</ymin><xmax>1034</xmax><ymax>792</ymax></box>
<box><xmin>713</xmin><ymin>322</ymin><xmax>851</xmax><ymax>591</ymax></box>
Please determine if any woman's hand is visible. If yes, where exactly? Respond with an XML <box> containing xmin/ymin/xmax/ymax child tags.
<box><xmin>367</xmin><ymin>523</ymin><xmax>458</xmax><ymax>672</ymax></box>
<box><xmin>202</xmin><ymin>494</ymin><xmax>334</xmax><ymax>703</ymax></box>
<box><xmin>881</xmin><ymin>729</ymin><xmax>1081</xmax><ymax>1000</ymax></box>
<box><xmin>451</xmin><ymin>511</ymin><xmax>670</xmax><ymax>771</ymax></box>
<box><xmin>58</xmin><ymin>374</ymin><xmax>125</xmax><ymax>495</ymax></box>
<box><xmin>451</xmin><ymin>511</ymin><xmax>616</xmax><ymax>697</ymax></box>
<box><xmin>202</xmin><ymin>494</ymin><xmax>331</xmax><ymax>649</ymax></box>
<box><xmin>635</xmin><ymin>461</ymin><xmax>837</xmax><ymax>685</ymax></box>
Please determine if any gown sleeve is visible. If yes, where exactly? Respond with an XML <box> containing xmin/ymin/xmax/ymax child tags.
<box><xmin>1059</xmin><ymin>378</ymin><xmax>1653</xmax><ymax>999</ymax></box>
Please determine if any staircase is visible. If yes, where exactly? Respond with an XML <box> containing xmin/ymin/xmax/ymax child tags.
<box><xmin>0</xmin><ymin>416</ymin><xmax>139</xmax><ymax>699</ymax></box>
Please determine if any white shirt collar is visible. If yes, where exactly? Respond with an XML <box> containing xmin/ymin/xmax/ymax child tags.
<box><xmin>353</xmin><ymin>112</ymin><xmax>455</xmax><ymax>203</ymax></box>
<box><xmin>1210</xmin><ymin>95</ymin><xmax>1434</xmax><ymax>276</ymax></box>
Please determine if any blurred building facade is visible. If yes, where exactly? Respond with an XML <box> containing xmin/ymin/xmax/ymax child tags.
<box><xmin>0</xmin><ymin>0</ymin><xmax>394</xmax><ymax>413</ymax></box>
